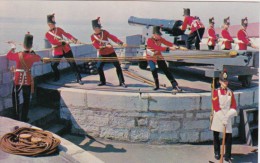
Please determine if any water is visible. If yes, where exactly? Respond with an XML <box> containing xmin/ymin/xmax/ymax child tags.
<box><xmin>0</xmin><ymin>18</ymin><xmax>142</xmax><ymax>55</ymax></box>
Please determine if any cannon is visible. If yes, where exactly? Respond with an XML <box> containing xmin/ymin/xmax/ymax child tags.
<box><xmin>128</xmin><ymin>16</ymin><xmax>185</xmax><ymax>37</ymax></box>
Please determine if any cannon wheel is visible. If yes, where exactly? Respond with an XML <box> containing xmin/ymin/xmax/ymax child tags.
<box><xmin>238</xmin><ymin>75</ymin><xmax>252</xmax><ymax>88</ymax></box>
<box><xmin>139</xmin><ymin>61</ymin><xmax>148</xmax><ymax>70</ymax></box>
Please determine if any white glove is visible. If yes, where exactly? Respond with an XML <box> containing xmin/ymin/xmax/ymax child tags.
<box><xmin>226</xmin><ymin>109</ymin><xmax>237</xmax><ymax>119</ymax></box>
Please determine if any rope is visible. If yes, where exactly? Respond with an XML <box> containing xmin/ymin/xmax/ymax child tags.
<box><xmin>0</xmin><ymin>127</ymin><xmax>60</xmax><ymax>156</ymax></box>
<box><xmin>42</xmin><ymin>51</ymin><xmax>238</xmax><ymax>63</ymax></box>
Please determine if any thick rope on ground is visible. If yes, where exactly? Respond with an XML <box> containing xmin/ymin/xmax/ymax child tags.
<box><xmin>0</xmin><ymin>127</ymin><xmax>61</xmax><ymax>156</ymax></box>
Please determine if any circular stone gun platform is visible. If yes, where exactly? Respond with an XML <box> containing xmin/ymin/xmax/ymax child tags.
<box><xmin>37</xmin><ymin>65</ymin><xmax>258</xmax><ymax>144</ymax></box>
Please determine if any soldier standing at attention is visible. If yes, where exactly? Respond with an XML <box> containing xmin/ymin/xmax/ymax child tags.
<box><xmin>207</xmin><ymin>17</ymin><xmax>218</xmax><ymax>50</ymax></box>
<box><xmin>211</xmin><ymin>70</ymin><xmax>237</xmax><ymax>162</ymax></box>
<box><xmin>237</xmin><ymin>17</ymin><xmax>258</xmax><ymax>50</ymax></box>
<box><xmin>6</xmin><ymin>33</ymin><xmax>41</xmax><ymax>122</ymax></box>
<box><xmin>221</xmin><ymin>17</ymin><xmax>234</xmax><ymax>50</ymax></box>
<box><xmin>146</xmin><ymin>26</ymin><xmax>182</xmax><ymax>92</ymax></box>
<box><xmin>91</xmin><ymin>17</ymin><xmax>127</xmax><ymax>88</ymax></box>
<box><xmin>45</xmin><ymin>13</ymin><xmax>83</xmax><ymax>84</ymax></box>
<box><xmin>181</xmin><ymin>8</ymin><xmax>205</xmax><ymax>50</ymax></box>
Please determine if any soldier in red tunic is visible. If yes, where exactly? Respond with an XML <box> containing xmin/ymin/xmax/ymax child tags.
<box><xmin>45</xmin><ymin>13</ymin><xmax>83</xmax><ymax>84</ymax></box>
<box><xmin>146</xmin><ymin>26</ymin><xmax>182</xmax><ymax>92</ymax></box>
<box><xmin>211</xmin><ymin>70</ymin><xmax>237</xmax><ymax>162</ymax></box>
<box><xmin>91</xmin><ymin>17</ymin><xmax>127</xmax><ymax>88</ymax></box>
<box><xmin>181</xmin><ymin>8</ymin><xmax>205</xmax><ymax>50</ymax></box>
<box><xmin>237</xmin><ymin>17</ymin><xmax>258</xmax><ymax>50</ymax></box>
<box><xmin>6</xmin><ymin>33</ymin><xmax>41</xmax><ymax>122</ymax></box>
<box><xmin>221</xmin><ymin>17</ymin><xmax>234</xmax><ymax>50</ymax></box>
<box><xmin>207</xmin><ymin>17</ymin><xmax>218</xmax><ymax>50</ymax></box>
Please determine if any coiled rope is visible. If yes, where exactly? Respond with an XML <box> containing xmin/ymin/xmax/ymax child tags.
<box><xmin>0</xmin><ymin>127</ymin><xmax>60</xmax><ymax>156</ymax></box>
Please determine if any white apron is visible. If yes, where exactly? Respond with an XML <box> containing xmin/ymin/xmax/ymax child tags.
<box><xmin>211</xmin><ymin>89</ymin><xmax>235</xmax><ymax>133</ymax></box>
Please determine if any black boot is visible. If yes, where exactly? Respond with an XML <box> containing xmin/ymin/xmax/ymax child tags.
<box><xmin>119</xmin><ymin>82</ymin><xmax>127</xmax><ymax>88</ymax></box>
<box><xmin>76</xmin><ymin>73</ymin><xmax>83</xmax><ymax>85</ymax></box>
<box><xmin>171</xmin><ymin>81</ymin><xmax>182</xmax><ymax>92</ymax></box>
<box><xmin>214</xmin><ymin>154</ymin><xmax>220</xmax><ymax>160</ymax></box>
<box><xmin>153</xmin><ymin>78</ymin><xmax>159</xmax><ymax>90</ymax></box>
<box><xmin>51</xmin><ymin>64</ymin><xmax>60</xmax><ymax>82</ymax></box>
<box><xmin>98</xmin><ymin>82</ymin><xmax>106</xmax><ymax>86</ymax></box>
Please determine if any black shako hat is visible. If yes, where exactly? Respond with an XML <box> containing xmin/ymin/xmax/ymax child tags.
<box><xmin>47</xmin><ymin>13</ymin><xmax>56</xmax><ymax>24</ymax></box>
<box><xmin>209</xmin><ymin>17</ymin><xmax>215</xmax><ymax>24</ymax></box>
<box><xmin>224</xmin><ymin>17</ymin><xmax>230</xmax><ymax>25</ymax></box>
<box><xmin>153</xmin><ymin>26</ymin><xmax>162</xmax><ymax>35</ymax></box>
<box><xmin>92</xmin><ymin>17</ymin><xmax>102</xmax><ymax>29</ymax></box>
<box><xmin>183</xmin><ymin>8</ymin><xmax>190</xmax><ymax>16</ymax></box>
<box><xmin>241</xmin><ymin>17</ymin><xmax>248</xmax><ymax>27</ymax></box>
<box><xmin>219</xmin><ymin>69</ymin><xmax>228</xmax><ymax>82</ymax></box>
<box><xmin>24</xmin><ymin>32</ymin><xmax>33</xmax><ymax>49</ymax></box>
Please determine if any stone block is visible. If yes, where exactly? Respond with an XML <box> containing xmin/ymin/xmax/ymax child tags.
<box><xmin>196</xmin><ymin>112</ymin><xmax>211</xmax><ymax>119</ymax></box>
<box><xmin>186</xmin><ymin>112</ymin><xmax>194</xmax><ymax>118</ymax></box>
<box><xmin>254</xmin><ymin>89</ymin><xmax>259</xmax><ymax>105</ymax></box>
<box><xmin>239</xmin><ymin>89</ymin><xmax>254</xmax><ymax>106</ymax></box>
<box><xmin>81</xmin><ymin>125</ymin><xmax>100</xmax><ymax>137</ymax></box>
<box><xmin>130</xmin><ymin>128</ymin><xmax>150</xmax><ymax>142</ymax></box>
<box><xmin>136</xmin><ymin>118</ymin><xmax>148</xmax><ymax>126</ymax></box>
<box><xmin>100</xmin><ymin>127</ymin><xmax>129</xmax><ymax>141</ymax></box>
<box><xmin>158</xmin><ymin>120</ymin><xmax>180</xmax><ymax>133</ymax></box>
<box><xmin>110</xmin><ymin>117</ymin><xmax>135</xmax><ymax>128</ymax></box>
<box><xmin>159</xmin><ymin>132</ymin><xmax>179</xmax><ymax>143</ymax></box>
<box><xmin>200</xmin><ymin>130</ymin><xmax>213</xmax><ymax>142</ymax></box>
<box><xmin>180</xmin><ymin>131</ymin><xmax>199</xmax><ymax>142</ymax></box>
<box><xmin>87</xmin><ymin>90</ymin><xmax>148</xmax><ymax>111</ymax></box>
<box><xmin>199</xmin><ymin>93</ymin><xmax>212</xmax><ymax>110</ymax></box>
<box><xmin>60</xmin><ymin>88</ymin><xmax>87</xmax><ymax>107</ymax></box>
<box><xmin>183</xmin><ymin>120</ymin><xmax>210</xmax><ymax>130</ymax></box>
<box><xmin>86</xmin><ymin>116</ymin><xmax>109</xmax><ymax>127</ymax></box>
<box><xmin>2</xmin><ymin>71</ymin><xmax>12</xmax><ymax>84</ymax></box>
<box><xmin>157</xmin><ymin>112</ymin><xmax>184</xmax><ymax>119</ymax></box>
<box><xmin>146</xmin><ymin>93</ymin><xmax>200</xmax><ymax>112</ymax></box>
<box><xmin>149</xmin><ymin>119</ymin><xmax>158</xmax><ymax>131</ymax></box>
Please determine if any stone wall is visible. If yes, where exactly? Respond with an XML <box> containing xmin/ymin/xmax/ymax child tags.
<box><xmin>38</xmin><ymin>84</ymin><xmax>258</xmax><ymax>144</ymax></box>
<box><xmin>0</xmin><ymin>45</ymin><xmax>96</xmax><ymax>115</ymax></box>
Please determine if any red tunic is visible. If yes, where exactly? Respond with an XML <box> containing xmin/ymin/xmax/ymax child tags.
<box><xmin>221</xmin><ymin>29</ymin><xmax>234</xmax><ymax>50</ymax></box>
<box><xmin>45</xmin><ymin>27</ymin><xmax>76</xmax><ymax>56</ymax></box>
<box><xmin>207</xmin><ymin>27</ymin><xmax>217</xmax><ymax>46</ymax></box>
<box><xmin>91</xmin><ymin>30</ymin><xmax>123</xmax><ymax>56</ymax></box>
<box><xmin>237</xmin><ymin>29</ymin><xmax>251</xmax><ymax>50</ymax></box>
<box><xmin>6</xmin><ymin>50</ymin><xmax>41</xmax><ymax>85</ymax></box>
<box><xmin>181</xmin><ymin>16</ymin><xmax>205</xmax><ymax>34</ymax></box>
<box><xmin>146</xmin><ymin>37</ymin><xmax>174</xmax><ymax>62</ymax></box>
<box><xmin>212</xmin><ymin>88</ymin><xmax>237</xmax><ymax>112</ymax></box>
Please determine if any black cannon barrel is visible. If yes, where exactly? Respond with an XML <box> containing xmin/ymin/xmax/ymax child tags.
<box><xmin>128</xmin><ymin>16</ymin><xmax>184</xmax><ymax>36</ymax></box>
